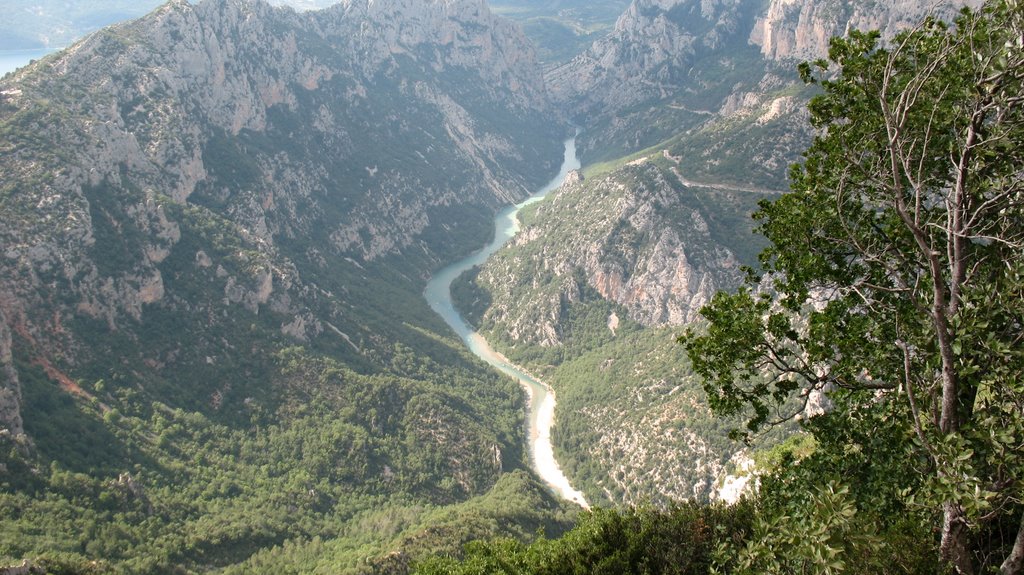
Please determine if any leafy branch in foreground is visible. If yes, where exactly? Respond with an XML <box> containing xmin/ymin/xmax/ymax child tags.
<box><xmin>682</xmin><ymin>1</ymin><xmax>1024</xmax><ymax>573</ymax></box>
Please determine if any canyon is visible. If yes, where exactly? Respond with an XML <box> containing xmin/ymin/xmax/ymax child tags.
<box><xmin>0</xmin><ymin>0</ymin><xmax>988</xmax><ymax>571</ymax></box>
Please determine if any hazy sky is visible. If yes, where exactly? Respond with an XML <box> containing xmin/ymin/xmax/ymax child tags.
<box><xmin>0</xmin><ymin>0</ymin><xmax>343</xmax><ymax>51</ymax></box>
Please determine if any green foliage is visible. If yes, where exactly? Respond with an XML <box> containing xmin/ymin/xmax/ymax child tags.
<box><xmin>684</xmin><ymin>1</ymin><xmax>1024</xmax><ymax>571</ymax></box>
<box><xmin>535</xmin><ymin>327</ymin><xmax>758</xmax><ymax>507</ymax></box>
<box><xmin>0</xmin><ymin>341</ymin><xmax>561</xmax><ymax>573</ymax></box>
<box><xmin>723</xmin><ymin>482</ymin><xmax>886</xmax><ymax>575</ymax></box>
<box><xmin>709</xmin><ymin>399</ymin><xmax>947</xmax><ymax>574</ymax></box>
<box><xmin>750</xmin><ymin>431</ymin><xmax>815</xmax><ymax>473</ymax></box>
<box><xmin>414</xmin><ymin>501</ymin><xmax>753</xmax><ymax>575</ymax></box>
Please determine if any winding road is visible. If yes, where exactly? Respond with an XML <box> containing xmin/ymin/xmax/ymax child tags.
<box><xmin>424</xmin><ymin>137</ymin><xmax>590</xmax><ymax>509</ymax></box>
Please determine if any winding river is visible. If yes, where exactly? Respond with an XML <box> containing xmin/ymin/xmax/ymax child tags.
<box><xmin>424</xmin><ymin>137</ymin><xmax>589</xmax><ymax>509</ymax></box>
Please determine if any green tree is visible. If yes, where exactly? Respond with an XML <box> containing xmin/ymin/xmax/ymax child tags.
<box><xmin>682</xmin><ymin>1</ymin><xmax>1024</xmax><ymax>573</ymax></box>
<box><xmin>413</xmin><ymin>503</ymin><xmax>753</xmax><ymax>575</ymax></box>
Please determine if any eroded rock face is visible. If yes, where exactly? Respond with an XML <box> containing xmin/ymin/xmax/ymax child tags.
<box><xmin>475</xmin><ymin>160</ymin><xmax>757</xmax><ymax>347</ymax></box>
<box><xmin>550</xmin><ymin>0</ymin><xmax>980</xmax><ymax>165</ymax></box>
<box><xmin>554</xmin><ymin>0</ymin><xmax>981</xmax><ymax>112</ymax></box>
<box><xmin>751</xmin><ymin>0</ymin><xmax>984</xmax><ymax>61</ymax></box>
<box><xmin>0</xmin><ymin>0</ymin><xmax>562</xmax><ymax>432</ymax></box>
<box><xmin>547</xmin><ymin>0</ymin><xmax>760</xmax><ymax>117</ymax></box>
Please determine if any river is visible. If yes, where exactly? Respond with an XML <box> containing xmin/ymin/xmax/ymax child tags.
<box><xmin>424</xmin><ymin>137</ymin><xmax>589</xmax><ymax>509</ymax></box>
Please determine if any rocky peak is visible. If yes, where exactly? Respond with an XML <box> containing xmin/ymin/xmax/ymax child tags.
<box><xmin>750</xmin><ymin>0</ymin><xmax>984</xmax><ymax>60</ymax></box>
<box><xmin>547</xmin><ymin>0</ymin><xmax>759</xmax><ymax>112</ymax></box>
<box><xmin>0</xmin><ymin>0</ymin><xmax>562</xmax><ymax>435</ymax></box>
<box><xmin>321</xmin><ymin>0</ymin><xmax>548</xmax><ymax>110</ymax></box>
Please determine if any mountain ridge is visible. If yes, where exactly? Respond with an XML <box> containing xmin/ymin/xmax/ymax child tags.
<box><xmin>0</xmin><ymin>1</ymin><xmax>576</xmax><ymax>570</ymax></box>
<box><xmin>549</xmin><ymin>0</ymin><xmax>982</xmax><ymax>165</ymax></box>
<box><xmin>458</xmin><ymin>0</ymin><xmax>987</xmax><ymax>509</ymax></box>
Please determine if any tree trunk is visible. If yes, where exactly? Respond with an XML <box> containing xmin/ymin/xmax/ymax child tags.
<box><xmin>1001</xmin><ymin>511</ymin><xmax>1024</xmax><ymax>575</ymax></box>
<box><xmin>941</xmin><ymin>501</ymin><xmax>974</xmax><ymax>575</ymax></box>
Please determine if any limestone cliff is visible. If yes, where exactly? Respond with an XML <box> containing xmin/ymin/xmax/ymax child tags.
<box><xmin>547</xmin><ymin>0</ymin><xmax>762</xmax><ymax>122</ymax></box>
<box><xmin>551</xmin><ymin>0</ymin><xmax>980</xmax><ymax>165</ymax></box>
<box><xmin>0</xmin><ymin>0</ymin><xmax>561</xmax><ymax>443</ymax></box>
<box><xmin>471</xmin><ymin>160</ymin><xmax>766</xmax><ymax>348</ymax></box>
<box><xmin>751</xmin><ymin>0</ymin><xmax>983</xmax><ymax>61</ymax></box>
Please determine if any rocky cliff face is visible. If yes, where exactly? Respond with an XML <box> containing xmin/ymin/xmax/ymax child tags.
<box><xmin>0</xmin><ymin>0</ymin><xmax>561</xmax><ymax>456</ymax></box>
<box><xmin>551</xmin><ymin>0</ymin><xmax>980</xmax><ymax>165</ymax></box>
<box><xmin>330</xmin><ymin>0</ymin><xmax>549</xmax><ymax>110</ymax></box>
<box><xmin>547</xmin><ymin>0</ymin><xmax>762</xmax><ymax>120</ymax></box>
<box><xmin>471</xmin><ymin>160</ymin><xmax>765</xmax><ymax>348</ymax></box>
<box><xmin>751</xmin><ymin>0</ymin><xmax>984</xmax><ymax>61</ymax></box>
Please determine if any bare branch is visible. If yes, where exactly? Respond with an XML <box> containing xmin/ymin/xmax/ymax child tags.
<box><xmin>897</xmin><ymin>340</ymin><xmax>939</xmax><ymax>465</ymax></box>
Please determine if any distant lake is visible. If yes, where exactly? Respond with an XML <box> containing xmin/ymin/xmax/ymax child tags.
<box><xmin>0</xmin><ymin>49</ymin><xmax>54</xmax><ymax>77</ymax></box>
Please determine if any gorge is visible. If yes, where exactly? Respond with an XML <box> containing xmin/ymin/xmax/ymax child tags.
<box><xmin>1</xmin><ymin>0</ymin><xmax>1013</xmax><ymax>573</ymax></box>
<box><xmin>424</xmin><ymin>137</ymin><xmax>587</xmax><ymax>509</ymax></box>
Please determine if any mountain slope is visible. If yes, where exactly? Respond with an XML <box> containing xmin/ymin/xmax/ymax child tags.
<box><xmin>0</xmin><ymin>0</ymin><xmax>372</xmax><ymax>51</ymax></box>
<box><xmin>488</xmin><ymin>0</ymin><xmax>633</xmax><ymax>65</ymax></box>
<box><xmin>452</xmin><ymin>0</ymin><xmax>984</xmax><ymax>508</ymax></box>
<box><xmin>453</xmin><ymin>158</ymin><xmax>772</xmax><ymax>506</ymax></box>
<box><xmin>550</xmin><ymin>0</ymin><xmax>981</xmax><ymax>170</ymax></box>
<box><xmin>547</xmin><ymin>0</ymin><xmax>772</xmax><ymax>164</ymax></box>
<box><xmin>0</xmin><ymin>0</ymin><xmax>574</xmax><ymax>571</ymax></box>
<box><xmin>0</xmin><ymin>0</ymin><xmax>562</xmax><ymax>433</ymax></box>
<box><xmin>469</xmin><ymin>161</ymin><xmax>766</xmax><ymax>347</ymax></box>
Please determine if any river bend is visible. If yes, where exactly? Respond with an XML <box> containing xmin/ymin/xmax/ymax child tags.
<box><xmin>424</xmin><ymin>138</ymin><xmax>589</xmax><ymax>509</ymax></box>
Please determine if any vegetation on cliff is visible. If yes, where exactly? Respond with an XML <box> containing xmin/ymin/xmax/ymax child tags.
<box><xmin>683</xmin><ymin>1</ymin><xmax>1024</xmax><ymax>571</ymax></box>
<box><xmin>433</xmin><ymin>1</ymin><xmax>1024</xmax><ymax>573</ymax></box>
<box><xmin>0</xmin><ymin>0</ymin><xmax>574</xmax><ymax>572</ymax></box>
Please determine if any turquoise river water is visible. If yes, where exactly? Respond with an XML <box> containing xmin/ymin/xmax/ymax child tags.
<box><xmin>423</xmin><ymin>137</ymin><xmax>589</xmax><ymax>508</ymax></box>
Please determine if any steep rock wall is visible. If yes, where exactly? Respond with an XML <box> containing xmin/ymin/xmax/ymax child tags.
<box><xmin>0</xmin><ymin>0</ymin><xmax>562</xmax><ymax>434</ymax></box>
<box><xmin>473</xmin><ymin>161</ymin><xmax>762</xmax><ymax>347</ymax></box>
<box><xmin>751</xmin><ymin>0</ymin><xmax>984</xmax><ymax>61</ymax></box>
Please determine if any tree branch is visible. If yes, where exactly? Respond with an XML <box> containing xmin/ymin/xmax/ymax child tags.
<box><xmin>1000</xmin><ymin>510</ymin><xmax>1024</xmax><ymax>575</ymax></box>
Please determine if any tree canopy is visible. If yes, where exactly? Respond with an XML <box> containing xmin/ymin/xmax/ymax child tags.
<box><xmin>682</xmin><ymin>1</ymin><xmax>1024</xmax><ymax>573</ymax></box>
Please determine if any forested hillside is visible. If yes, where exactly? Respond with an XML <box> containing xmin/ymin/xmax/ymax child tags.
<box><xmin>438</xmin><ymin>1</ymin><xmax>1024</xmax><ymax>573</ymax></box>
<box><xmin>0</xmin><ymin>0</ymin><xmax>575</xmax><ymax>571</ymax></box>
<box><xmin>2</xmin><ymin>0</ymin><xmax>1021</xmax><ymax>573</ymax></box>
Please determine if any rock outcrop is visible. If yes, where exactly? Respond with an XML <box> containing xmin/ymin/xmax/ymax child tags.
<box><xmin>473</xmin><ymin>160</ymin><xmax>762</xmax><ymax>347</ymax></box>
<box><xmin>547</xmin><ymin>0</ymin><xmax>762</xmax><ymax>118</ymax></box>
<box><xmin>0</xmin><ymin>0</ymin><xmax>562</xmax><ymax>435</ymax></box>
<box><xmin>751</xmin><ymin>0</ymin><xmax>984</xmax><ymax>61</ymax></box>
<box><xmin>550</xmin><ymin>0</ymin><xmax>981</xmax><ymax>165</ymax></box>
